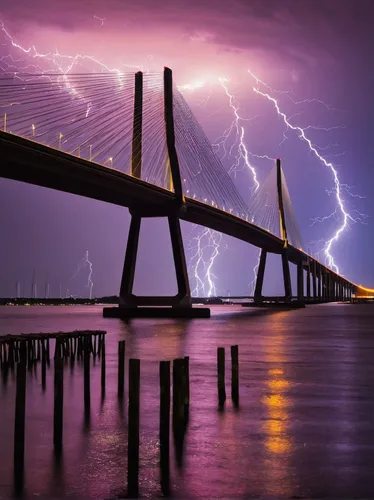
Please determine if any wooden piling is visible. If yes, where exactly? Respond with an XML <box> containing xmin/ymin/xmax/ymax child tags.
<box><xmin>41</xmin><ymin>340</ymin><xmax>47</xmax><ymax>392</ymax></box>
<box><xmin>127</xmin><ymin>358</ymin><xmax>140</xmax><ymax>498</ymax></box>
<box><xmin>101</xmin><ymin>336</ymin><xmax>106</xmax><ymax>398</ymax></box>
<box><xmin>217</xmin><ymin>347</ymin><xmax>226</xmax><ymax>406</ymax></box>
<box><xmin>83</xmin><ymin>336</ymin><xmax>90</xmax><ymax>410</ymax></box>
<box><xmin>231</xmin><ymin>345</ymin><xmax>239</xmax><ymax>407</ymax></box>
<box><xmin>37</xmin><ymin>339</ymin><xmax>41</xmax><ymax>361</ymax></box>
<box><xmin>183</xmin><ymin>356</ymin><xmax>190</xmax><ymax>408</ymax></box>
<box><xmin>53</xmin><ymin>343</ymin><xmax>64</xmax><ymax>453</ymax></box>
<box><xmin>172</xmin><ymin>359</ymin><xmax>185</xmax><ymax>425</ymax></box>
<box><xmin>118</xmin><ymin>340</ymin><xmax>125</xmax><ymax>399</ymax></box>
<box><xmin>46</xmin><ymin>338</ymin><xmax>50</xmax><ymax>363</ymax></box>
<box><xmin>13</xmin><ymin>341</ymin><xmax>27</xmax><ymax>488</ymax></box>
<box><xmin>159</xmin><ymin>361</ymin><xmax>170</xmax><ymax>495</ymax></box>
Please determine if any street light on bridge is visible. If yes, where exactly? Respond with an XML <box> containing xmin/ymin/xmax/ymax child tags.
<box><xmin>105</xmin><ymin>157</ymin><xmax>113</xmax><ymax>168</ymax></box>
<box><xmin>31</xmin><ymin>124</ymin><xmax>35</xmax><ymax>137</ymax></box>
<box><xmin>58</xmin><ymin>133</ymin><xmax>63</xmax><ymax>150</ymax></box>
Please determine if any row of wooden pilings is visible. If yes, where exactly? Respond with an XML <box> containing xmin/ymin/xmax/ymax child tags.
<box><xmin>4</xmin><ymin>332</ymin><xmax>240</xmax><ymax>497</ymax></box>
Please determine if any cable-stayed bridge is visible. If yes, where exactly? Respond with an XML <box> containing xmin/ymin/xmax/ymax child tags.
<box><xmin>0</xmin><ymin>68</ymin><xmax>371</xmax><ymax>317</ymax></box>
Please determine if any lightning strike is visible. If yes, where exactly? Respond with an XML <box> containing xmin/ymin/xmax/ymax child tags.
<box><xmin>188</xmin><ymin>228</ymin><xmax>224</xmax><ymax>297</ymax></box>
<box><xmin>215</xmin><ymin>78</ymin><xmax>260</xmax><ymax>190</ymax></box>
<box><xmin>93</xmin><ymin>15</ymin><xmax>106</xmax><ymax>26</ymax></box>
<box><xmin>70</xmin><ymin>251</ymin><xmax>94</xmax><ymax>299</ymax></box>
<box><xmin>251</xmin><ymin>77</ymin><xmax>365</xmax><ymax>273</ymax></box>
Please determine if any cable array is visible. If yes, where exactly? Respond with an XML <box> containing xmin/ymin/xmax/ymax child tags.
<box><xmin>247</xmin><ymin>164</ymin><xmax>303</xmax><ymax>249</ymax></box>
<box><xmin>0</xmin><ymin>72</ymin><xmax>167</xmax><ymax>178</ymax></box>
<box><xmin>173</xmin><ymin>88</ymin><xmax>249</xmax><ymax>217</ymax></box>
<box><xmin>0</xmin><ymin>72</ymin><xmax>302</xmax><ymax>248</ymax></box>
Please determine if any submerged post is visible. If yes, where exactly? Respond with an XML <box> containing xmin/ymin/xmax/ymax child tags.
<box><xmin>118</xmin><ymin>340</ymin><xmax>125</xmax><ymax>399</ymax></box>
<box><xmin>53</xmin><ymin>346</ymin><xmax>64</xmax><ymax>454</ymax></box>
<box><xmin>128</xmin><ymin>358</ymin><xmax>140</xmax><ymax>498</ymax></box>
<box><xmin>159</xmin><ymin>361</ymin><xmax>170</xmax><ymax>495</ymax></box>
<box><xmin>13</xmin><ymin>341</ymin><xmax>26</xmax><ymax>490</ymax></box>
<box><xmin>217</xmin><ymin>347</ymin><xmax>226</xmax><ymax>407</ymax></box>
<box><xmin>231</xmin><ymin>345</ymin><xmax>239</xmax><ymax>407</ymax></box>
<box><xmin>163</xmin><ymin>67</ymin><xmax>184</xmax><ymax>201</ymax></box>
<box><xmin>131</xmin><ymin>71</ymin><xmax>143</xmax><ymax>179</ymax></box>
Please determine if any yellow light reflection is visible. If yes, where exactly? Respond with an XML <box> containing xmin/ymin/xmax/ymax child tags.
<box><xmin>261</xmin><ymin>319</ymin><xmax>294</xmax><ymax>497</ymax></box>
<box><xmin>262</xmin><ymin>320</ymin><xmax>293</xmax><ymax>457</ymax></box>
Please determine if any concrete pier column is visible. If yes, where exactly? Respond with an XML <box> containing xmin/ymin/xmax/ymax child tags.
<box><xmin>297</xmin><ymin>262</ymin><xmax>304</xmax><ymax>302</ymax></box>
<box><xmin>254</xmin><ymin>249</ymin><xmax>267</xmax><ymax>304</ymax></box>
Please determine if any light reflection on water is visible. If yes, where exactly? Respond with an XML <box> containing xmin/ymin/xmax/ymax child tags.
<box><xmin>1</xmin><ymin>304</ymin><xmax>374</xmax><ymax>498</ymax></box>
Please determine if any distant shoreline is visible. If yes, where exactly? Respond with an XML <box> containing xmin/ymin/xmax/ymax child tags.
<box><xmin>0</xmin><ymin>296</ymin><xmax>231</xmax><ymax>306</ymax></box>
<box><xmin>0</xmin><ymin>297</ymin><xmax>119</xmax><ymax>306</ymax></box>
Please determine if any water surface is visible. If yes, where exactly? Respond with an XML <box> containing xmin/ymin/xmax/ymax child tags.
<box><xmin>1</xmin><ymin>303</ymin><xmax>374</xmax><ymax>499</ymax></box>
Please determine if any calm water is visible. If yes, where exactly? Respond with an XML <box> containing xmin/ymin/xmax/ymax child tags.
<box><xmin>1</xmin><ymin>303</ymin><xmax>374</xmax><ymax>499</ymax></box>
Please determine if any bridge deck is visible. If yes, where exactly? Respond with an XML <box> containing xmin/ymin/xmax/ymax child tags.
<box><xmin>0</xmin><ymin>131</ymin><xmax>364</xmax><ymax>291</ymax></box>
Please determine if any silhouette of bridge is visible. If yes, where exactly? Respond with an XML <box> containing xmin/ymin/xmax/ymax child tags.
<box><xmin>0</xmin><ymin>68</ymin><xmax>371</xmax><ymax>317</ymax></box>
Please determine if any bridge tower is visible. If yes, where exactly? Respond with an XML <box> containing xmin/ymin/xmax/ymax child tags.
<box><xmin>105</xmin><ymin>68</ymin><xmax>208</xmax><ymax>318</ymax></box>
<box><xmin>254</xmin><ymin>158</ymin><xmax>303</xmax><ymax>305</ymax></box>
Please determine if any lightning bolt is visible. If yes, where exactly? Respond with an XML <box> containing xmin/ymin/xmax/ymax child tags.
<box><xmin>214</xmin><ymin>78</ymin><xmax>276</xmax><ymax>296</ymax></box>
<box><xmin>250</xmin><ymin>71</ymin><xmax>366</xmax><ymax>273</ymax></box>
<box><xmin>93</xmin><ymin>15</ymin><xmax>106</xmax><ymax>26</ymax></box>
<box><xmin>70</xmin><ymin>251</ymin><xmax>94</xmax><ymax>299</ymax></box>
<box><xmin>214</xmin><ymin>78</ymin><xmax>260</xmax><ymax>189</ymax></box>
<box><xmin>188</xmin><ymin>228</ymin><xmax>224</xmax><ymax>297</ymax></box>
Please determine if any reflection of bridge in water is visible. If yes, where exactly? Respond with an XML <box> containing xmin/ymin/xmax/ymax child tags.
<box><xmin>0</xmin><ymin>68</ymin><xmax>372</xmax><ymax>317</ymax></box>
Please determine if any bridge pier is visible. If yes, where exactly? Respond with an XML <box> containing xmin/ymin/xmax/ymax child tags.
<box><xmin>306</xmin><ymin>262</ymin><xmax>311</xmax><ymax>300</ymax></box>
<box><xmin>318</xmin><ymin>266</ymin><xmax>322</xmax><ymax>301</ymax></box>
<box><xmin>253</xmin><ymin>248</ymin><xmax>306</xmax><ymax>307</ymax></box>
<box><xmin>103</xmin><ymin>208</ymin><xmax>209</xmax><ymax>318</ymax></box>
<box><xmin>312</xmin><ymin>260</ymin><xmax>317</xmax><ymax>300</ymax></box>
<box><xmin>281</xmin><ymin>250</ymin><xmax>292</xmax><ymax>303</ymax></box>
<box><xmin>253</xmin><ymin>249</ymin><xmax>267</xmax><ymax>304</ymax></box>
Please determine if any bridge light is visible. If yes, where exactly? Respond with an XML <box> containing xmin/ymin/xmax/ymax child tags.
<box><xmin>58</xmin><ymin>133</ymin><xmax>63</xmax><ymax>150</ymax></box>
<box><xmin>89</xmin><ymin>145</ymin><xmax>93</xmax><ymax>161</ymax></box>
<box><xmin>31</xmin><ymin>124</ymin><xmax>35</xmax><ymax>137</ymax></box>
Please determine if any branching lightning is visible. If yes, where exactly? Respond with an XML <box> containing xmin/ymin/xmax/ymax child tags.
<box><xmin>250</xmin><ymin>71</ymin><xmax>367</xmax><ymax>273</ymax></box>
<box><xmin>187</xmin><ymin>228</ymin><xmax>224</xmax><ymax>297</ymax></box>
<box><xmin>70</xmin><ymin>251</ymin><xmax>94</xmax><ymax>299</ymax></box>
<box><xmin>93</xmin><ymin>15</ymin><xmax>106</xmax><ymax>26</ymax></box>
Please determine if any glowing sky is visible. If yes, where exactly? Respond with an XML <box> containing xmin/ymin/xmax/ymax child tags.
<box><xmin>0</xmin><ymin>0</ymin><xmax>373</xmax><ymax>297</ymax></box>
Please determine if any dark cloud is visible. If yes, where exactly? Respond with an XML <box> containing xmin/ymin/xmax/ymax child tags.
<box><xmin>1</xmin><ymin>0</ymin><xmax>373</xmax><ymax>68</ymax></box>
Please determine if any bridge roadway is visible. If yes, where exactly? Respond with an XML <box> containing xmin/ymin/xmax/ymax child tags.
<box><xmin>0</xmin><ymin>130</ymin><xmax>368</xmax><ymax>296</ymax></box>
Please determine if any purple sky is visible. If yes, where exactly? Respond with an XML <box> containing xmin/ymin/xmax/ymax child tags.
<box><xmin>0</xmin><ymin>0</ymin><xmax>373</xmax><ymax>298</ymax></box>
